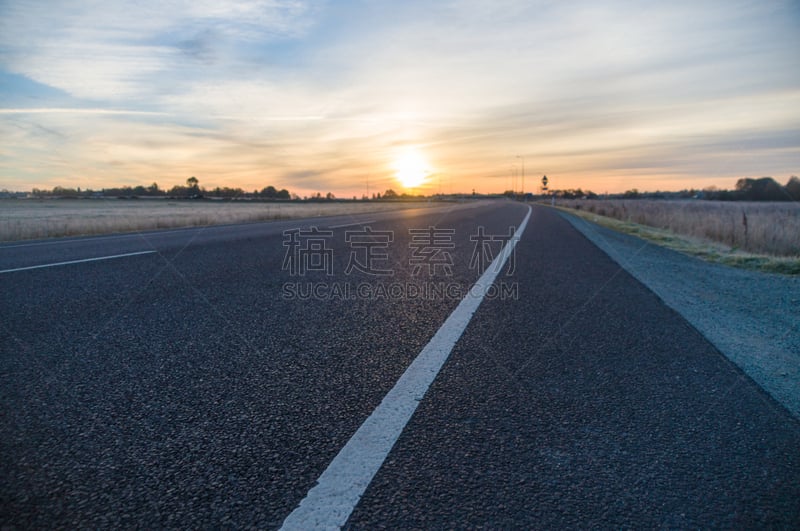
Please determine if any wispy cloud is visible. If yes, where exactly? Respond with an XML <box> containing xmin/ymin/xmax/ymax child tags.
<box><xmin>0</xmin><ymin>108</ymin><xmax>171</xmax><ymax>116</ymax></box>
<box><xmin>0</xmin><ymin>0</ymin><xmax>317</xmax><ymax>100</ymax></box>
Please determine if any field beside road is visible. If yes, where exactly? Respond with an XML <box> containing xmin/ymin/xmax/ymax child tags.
<box><xmin>554</xmin><ymin>199</ymin><xmax>800</xmax><ymax>274</ymax></box>
<box><xmin>555</xmin><ymin>199</ymin><xmax>800</xmax><ymax>256</ymax></box>
<box><xmin>0</xmin><ymin>199</ymin><xmax>439</xmax><ymax>241</ymax></box>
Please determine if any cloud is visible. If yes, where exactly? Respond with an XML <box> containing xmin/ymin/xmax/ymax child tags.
<box><xmin>0</xmin><ymin>108</ymin><xmax>170</xmax><ymax>116</ymax></box>
<box><xmin>0</xmin><ymin>0</ymin><xmax>317</xmax><ymax>100</ymax></box>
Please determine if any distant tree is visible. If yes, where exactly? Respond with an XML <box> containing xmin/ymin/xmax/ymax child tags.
<box><xmin>104</xmin><ymin>186</ymin><xmax>136</xmax><ymax>198</ymax></box>
<box><xmin>277</xmin><ymin>189</ymin><xmax>290</xmax><ymax>199</ymax></box>
<box><xmin>183</xmin><ymin>176</ymin><xmax>202</xmax><ymax>198</ymax></box>
<box><xmin>623</xmin><ymin>189</ymin><xmax>640</xmax><ymax>199</ymax></box>
<box><xmin>261</xmin><ymin>185</ymin><xmax>278</xmax><ymax>198</ymax></box>
<box><xmin>735</xmin><ymin>177</ymin><xmax>785</xmax><ymax>201</ymax></box>
<box><xmin>325</xmin><ymin>192</ymin><xmax>335</xmax><ymax>200</ymax></box>
<box><xmin>52</xmin><ymin>186</ymin><xmax>79</xmax><ymax>198</ymax></box>
<box><xmin>208</xmin><ymin>186</ymin><xmax>244</xmax><ymax>198</ymax></box>
<box><xmin>383</xmin><ymin>189</ymin><xmax>398</xmax><ymax>199</ymax></box>
<box><xmin>786</xmin><ymin>176</ymin><xmax>800</xmax><ymax>201</ymax></box>
<box><xmin>167</xmin><ymin>184</ymin><xmax>190</xmax><ymax>198</ymax></box>
<box><xmin>558</xmin><ymin>188</ymin><xmax>588</xmax><ymax>199</ymax></box>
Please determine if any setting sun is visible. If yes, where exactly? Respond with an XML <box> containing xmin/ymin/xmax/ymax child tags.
<box><xmin>393</xmin><ymin>149</ymin><xmax>431</xmax><ymax>189</ymax></box>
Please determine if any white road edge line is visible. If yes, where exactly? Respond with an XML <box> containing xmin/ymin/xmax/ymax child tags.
<box><xmin>328</xmin><ymin>220</ymin><xmax>376</xmax><ymax>229</ymax></box>
<box><xmin>281</xmin><ymin>205</ymin><xmax>532</xmax><ymax>530</ymax></box>
<box><xmin>0</xmin><ymin>250</ymin><xmax>157</xmax><ymax>274</ymax></box>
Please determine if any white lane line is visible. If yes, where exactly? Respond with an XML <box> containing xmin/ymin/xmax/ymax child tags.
<box><xmin>328</xmin><ymin>220</ymin><xmax>376</xmax><ymax>229</ymax></box>
<box><xmin>0</xmin><ymin>250</ymin><xmax>157</xmax><ymax>274</ymax></box>
<box><xmin>281</xmin><ymin>205</ymin><xmax>532</xmax><ymax>530</ymax></box>
<box><xmin>0</xmin><ymin>218</ymin><xmax>375</xmax><ymax>249</ymax></box>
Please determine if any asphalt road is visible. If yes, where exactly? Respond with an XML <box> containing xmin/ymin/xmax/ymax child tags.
<box><xmin>1</xmin><ymin>201</ymin><xmax>798</xmax><ymax>528</ymax></box>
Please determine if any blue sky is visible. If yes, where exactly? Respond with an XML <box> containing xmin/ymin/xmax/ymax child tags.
<box><xmin>0</xmin><ymin>0</ymin><xmax>798</xmax><ymax>195</ymax></box>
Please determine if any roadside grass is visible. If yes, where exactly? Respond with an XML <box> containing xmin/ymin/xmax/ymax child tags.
<box><xmin>551</xmin><ymin>203</ymin><xmax>800</xmax><ymax>275</ymax></box>
<box><xmin>555</xmin><ymin>199</ymin><xmax>800</xmax><ymax>255</ymax></box>
<box><xmin>0</xmin><ymin>199</ymin><xmax>442</xmax><ymax>242</ymax></box>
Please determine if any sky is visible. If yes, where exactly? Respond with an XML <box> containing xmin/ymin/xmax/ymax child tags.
<box><xmin>0</xmin><ymin>0</ymin><xmax>798</xmax><ymax>197</ymax></box>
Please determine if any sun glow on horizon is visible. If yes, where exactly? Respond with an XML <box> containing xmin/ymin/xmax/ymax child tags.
<box><xmin>393</xmin><ymin>148</ymin><xmax>431</xmax><ymax>189</ymax></box>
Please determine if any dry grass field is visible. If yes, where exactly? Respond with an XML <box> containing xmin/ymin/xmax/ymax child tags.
<box><xmin>557</xmin><ymin>199</ymin><xmax>800</xmax><ymax>257</ymax></box>
<box><xmin>0</xmin><ymin>199</ymin><xmax>440</xmax><ymax>241</ymax></box>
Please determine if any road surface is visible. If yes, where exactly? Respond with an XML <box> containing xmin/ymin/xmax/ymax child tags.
<box><xmin>1</xmin><ymin>201</ymin><xmax>798</xmax><ymax>528</ymax></box>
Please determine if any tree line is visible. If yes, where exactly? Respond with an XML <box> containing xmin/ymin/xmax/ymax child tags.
<box><xmin>16</xmin><ymin>179</ymin><xmax>426</xmax><ymax>202</ymax></box>
<box><xmin>703</xmin><ymin>176</ymin><xmax>800</xmax><ymax>201</ymax></box>
<box><xmin>543</xmin><ymin>176</ymin><xmax>799</xmax><ymax>201</ymax></box>
<box><xmin>26</xmin><ymin>177</ymin><xmax>292</xmax><ymax>200</ymax></box>
<box><xmin>11</xmin><ymin>175</ymin><xmax>800</xmax><ymax>202</ymax></box>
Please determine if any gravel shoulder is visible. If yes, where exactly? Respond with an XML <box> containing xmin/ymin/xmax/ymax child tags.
<box><xmin>559</xmin><ymin>210</ymin><xmax>800</xmax><ymax>419</ymax></box>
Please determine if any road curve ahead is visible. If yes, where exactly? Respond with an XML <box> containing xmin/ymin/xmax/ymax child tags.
<box><xmin>1</xmin><ymin>201</ymin><xmax>798</xmax><ymax>528</ymax></box>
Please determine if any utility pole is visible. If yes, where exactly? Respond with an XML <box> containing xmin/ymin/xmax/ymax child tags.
<box><xmin>513</xmin><ymin>165</ymin><xmax>518</xmax><ymax>194</ymax></box>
